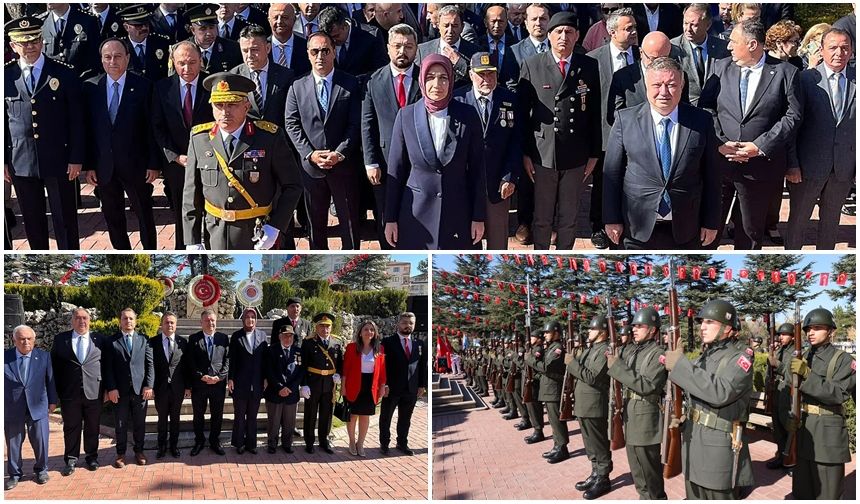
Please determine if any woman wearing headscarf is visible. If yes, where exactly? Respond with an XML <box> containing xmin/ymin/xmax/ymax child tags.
<box><xmin>384</xmin><ymin>54</ymin><xmax>486</xmax><ymax>250</ymax></box>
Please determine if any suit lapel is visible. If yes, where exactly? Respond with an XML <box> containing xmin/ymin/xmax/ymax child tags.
<box><xmin>168</xmin><ymin>76</ymin><xmax>185</xmax><ymax>125</ymax></box>
<box><xmin>210</xmin><ymin>128</ymin><xmax>231</xmax><ymax>166</ymax></box>
<box><xmin>636</xmin><ymin>106</ymin><xmax>662</xmax><ymax>178</ymax></box>
<box><xmin>324</xmin><ymin>73</ymin><xmax>343</xmax><ymax>125</ymax></box>
<box><xmin>306</xmin><ymin>76</ymin><xmax>325</xmax><ymax>124</ymax></box>
<box><xmin>670</xmin><ymin>108</ymin><xmax>692</xmax><ymax>175</ymax></box>
<box><xmin>408</xmin><ymin>65</ymin><xmax>422</xmax><ymax>103</ymax></box>
<box><xmin>845</xmin><ymin>66</ymin><xmax>856</xmax><ymax>125</ymax></box>
<box><xmin>232</xmin><ymin>125</ymin><xmax>251</xmax><ymax>163</ymax></box>
<box><xmin>413</xmin><ymin>102</ymin><xmax>442</xmax><ymax>169</ymax></box>
<box><xmin>743</xmin><ymin>62</ymin><xmax>776</xmax><ymax>119</ymax></box>
<box><xmin>438</xmin><ymin>109</ymin><xmax>459</xmax><ymax>166</ymax></box>
<box><xmin>14</xmin><ymin>67</ymin><xmax>31</xmax><ymax>99</ymax></box>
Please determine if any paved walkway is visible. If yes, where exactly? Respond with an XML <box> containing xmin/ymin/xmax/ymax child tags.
<box><xmin>8</xmin><ymin>180</ymin><xmax>853</xmax><ymax>250</ymax></box>
<box><xmin>5</xmin><ymin>400</ymin><xmax>428</xmax><ymax>500</ymax></box>
<box><xmin>432</xmin><ymin>377</ymin><xmax>856</xmax><ymax>500</ymax></box>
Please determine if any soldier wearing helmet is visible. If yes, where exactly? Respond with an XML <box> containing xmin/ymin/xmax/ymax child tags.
<box><xmin>765</xmin><ymin>321</ymin><xmax>795</xmax><ymax>471</ymax></box>
<box><xmin>524</xmin><ymin>320</ymin><xmax>566</xmax><ymax>464</ymax></box>
<box><xmin>522</xmin><ymin>326</ymin><xmax>547</xmax><ymax>446</ymax></box>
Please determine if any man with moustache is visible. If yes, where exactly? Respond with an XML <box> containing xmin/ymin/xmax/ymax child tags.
<box><xmin>268</xmin><ymin>3</ymin><xmax>311</xmax><ymax>76</ymax></box>
<box><xmin>118</xmin><ymin>4</ymin><xmax>171</xmax><ymax>82</ymax></box>
<box><xmin>417</xmin><ymin>5</ymin><xmax>482</xmax><ymax>89</ymax></box>
<box><xmin>272</xmin><ymin>297</ymin><xmax>313</xmax><ymax>342</ymax></box>
<box><xmin>188</xmin><ymin>4</ymin><xmax>244</xmax><ymax>74</ymax></box>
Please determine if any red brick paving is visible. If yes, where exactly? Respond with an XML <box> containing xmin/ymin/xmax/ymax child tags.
<box><xmin>9</xmin><ymin>180</ymin><xmax>853</xmax><ymax>250</ymax></box>
<box><xmin>5</xmin><ymin>401</ymin><xmax>428</xmax><ymax>500</ymax></box>
<box><xmin>432</xmin><ymin>378</ymin><xmax>856</xmax><ymax>500</ymax></box>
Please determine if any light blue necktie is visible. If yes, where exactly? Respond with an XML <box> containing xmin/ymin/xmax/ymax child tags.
<box><xmin>126</xmin><ymin>334</ymin><xmax>133</xmax><ymax>354</ymax></box>
<box><xmin>109</xmin><ymin>81</ymin><xmax>120</xmax><ymax>124</ymax></box>
<box><xmin>832</xmin><ymin>73</ymin><xmax>845</xmax><ymax>120</ymax></box>
<box><xmin>739</xmin><ymin>68</ymin><xmax>751</xmax><ymax>115</ymax></box>
<box><xmin>658</xmin><ymin>117</ymin><xmax>672</xmax><ymax>216</ymax></box>
<box><xmin>19</xmin><ymin>355</ymin><xmax>29</xmax><ymax>384</ymax></box>
<box><xmin>318</xmin><ymin>79</ymin><xmax>329</xmax><ymax>115</ymax></box>
<box><xmin>77</xmin><ymin>335</ymin><xmax>87</xmax><ymax>362</ymax></box>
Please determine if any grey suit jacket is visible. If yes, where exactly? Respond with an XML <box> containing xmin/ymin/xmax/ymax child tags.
<box><xmin>51</xmin><ymin>331</ymin><xmax>107</xmax><ymax>402</ymax></box>
<box><xmin>417</xmin><ymin>38</ymin><xmax>481</xmax><ymax>88</ymax></box>
<box><xmin>671</xmin><ymin>35</ymin><xmax>730</xmax><ymax>106</ymax></box>
<box><xmin>105</xmin><ymin>331</ymin><xmax>155</xmax><ymax>396</ymax></box>
<box><xmin>230</xmin><ymin>62</ymin><xmax>295</xmax><ymax>128</ymax></box>
<box><xmin>510</xmin><ymin>37</ymin><xmax>546</xmax><ymax>68</ymax></box>
<box><xmin>789</xmin><ymin>64</ymin><xmax>855</xmax><ymax>181</ymax></box>
<box><xmin>587</xmin><ymin>43</ymin><xmax>640</xmax><ymax>150</ymax></box>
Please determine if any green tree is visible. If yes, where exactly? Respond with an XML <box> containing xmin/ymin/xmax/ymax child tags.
<box><xmin>283</xmin><ymin>255</ymin><xmax>326</xmax><ymax>284</ymax></box>
<box><xmin>337</xmin><ymin>255</ymin><xmax>390</xmax><ymax>290</ymax></box>
<box><xmin>418</xmin><ymin>259</ymin><xmax>428</xmax><ymax>275</ymax></box>
<box><xmin>827</xmin><ymin>254</ymin><xmax>855</xmax><ymax>304</ymax></box>
<box><xmin>106</xmin><ymin>255</ymin><xmax>151</xmax><ymax>276</ymax></box>
<box><xmin>5</xmin><ymin>255</ymin><xmax>76</xmax><ymax>284</ymax></box>
<box><xmin>832</xmin><ymin>304</ymin><xmax>855</xmax><ymax>342</ymax></box>
<box><xmin>730</xmin><ymin>255</ymin><xmax>815</xmax><ymax>321</ymax></box>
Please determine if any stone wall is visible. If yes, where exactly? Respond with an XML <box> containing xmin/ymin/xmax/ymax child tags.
<box><xmin>6</xmin><ymin>304</ymin><xmax>99</xmax><ymax>351</ymax></box>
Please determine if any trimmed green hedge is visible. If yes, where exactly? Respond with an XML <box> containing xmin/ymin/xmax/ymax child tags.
<box><xmin>90</xmin><ymin>313</ymin><xmax>160</xmax><ymax>338</ymax></box>
<box><xmin>88</xmin><ymin>276</ymin><xmax>164</xmax><ymax>319</ymax></box>
<box><xmin>795</xmin><ymin>3</ymin><xmax>853</xmax><ymax>30</ymax></box>
<box><xmin>343</xmin><ymin>289</ymin><xmax>408</xmax><ymax>318</ymax></box>
<box><xmin>299</xmin><ymin>279</ymin><xmax>331</xmax><ymax>298</ymax></box>
<box><xmin>261</xmin><ymin>280</ymin><xmax>297</xmax><ymax>314</ymax></box>
<box><xmin>105</xmin><ymin>255</ymin><xmax>151</xmax><ymax>276</ymax></box>
<box><xmin>4</xmin><ymin>284</ymin><xmax>90</xmax><ymax>311</ymax></box>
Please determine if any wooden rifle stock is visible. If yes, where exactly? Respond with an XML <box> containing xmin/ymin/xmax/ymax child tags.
<box><xmin>522</xmin><ymin>326</ymin><xmax>535</xmax><ymax>403</ymax></box>
<box><xmin>607</xmin><ymin>300</ymin><xmax>626</xmax><ymax>450</ymax></box>
<box><xmin>783</xmin><ymin>302</ymin><xmax>802</xmax><ymax>467</ymax></box>
<box><xmin>505</xmin><ymin>335</ymin><xmax>518</xmax><ymax>393</ymax></box>
<box><xmin>661</xmin><ymin>271</ymin><xmax>683</xmax><ymax>479</ymax></box>
<box><xmin>559</xmin><ymin>334</ymin><xmax>576</xmax><ymax>421</ymax></box>
<box><xmin>764</xmin><ymin>313</ymin><xmax>776</xmax><ymax>415</ymax></box>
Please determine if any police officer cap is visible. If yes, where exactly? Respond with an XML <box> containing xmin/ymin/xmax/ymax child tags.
<box><xmin>631</xmin><ymin>307</ymin><xmax>661</xmax><ymax>328</ymax></box>
<box><xmin>802</xmin><ymin>308</ymin><xmax>836</xmax><ymax>331</ymax></box>
<box><xmin>548</xmin><ymin>11</ymin><xmax>579</xmax><ymax>32</ymax></box>
<box><xmin>776</xmin><ymin>322</ymin><xmax>794</xmax><ymax>335</ymax></box>
<box><xmin>589</xmin><ymin>314</ymin><xmax>609</xmax><ymax>331</ymax></box>
<box><xmin>313</xmin><ymin>312</ymin><xmax>336</xmax><ymax>326</ymax></box>
<box><xmin>470</xmin><ymin>52</ymin><xmax>497</xmax><ymax>73</ymax></box>
<box><xmin>542</xmin><ymin>320</ymin><xmax>562</xmax><ymax>334</ymax></box>
<box><xmin>695</xmin><ymin>299</ymin><xmax>739</xmax><ymax>330</ymax></box>
<box><xmin>187</xmin><ymin>4</ymin><xmax>219</xmax><ymax>25</ymax></box>
<box><xmin>117</xmin><ymin>4</ymin><xmax>152</xmax><ymax>25</ymax></box>
<box><xmin>5</xmin><ymin>16</ymin><xmax>43</xmax><ymax>43</ymax></box>
<box><xmin>203</xmin><ymin>72</ymin><xmax>256</xmax><ymax>103</ymax></box>
<box><xmin>287</xmin><ymin>297</ymin><xmax>303</xmax><ymax>307</ymax></box>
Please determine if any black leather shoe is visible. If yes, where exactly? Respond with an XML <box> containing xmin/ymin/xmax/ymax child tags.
<box><xmin>576</xmin><ymin>472</ymin><xmax>598</xmax><ymax>491</ymax></box>
<box><xmin>499</xmin><ymin>408</ymin><xmax>511</xmax><ymax>415</ymax></box>
<box><xmin>502</xmin><ymin>413</ymin><xmax>519</xmax><ymax>420</ymax></box>
<box><xmin>583</xmin><ymin>476</ymin><xmax>611</xmax><ymax>499</ymax></box>
<box><xmin>283</xmin><ymin>446</ymin><xmax>294</xmax><ymax>454</ymax></box>
<box><xmin>246</xmin><ymin>447</ymin><xmax>257</xmax><ymax>455</ymax></box>
<box><xmin>542</xmin><ymin>446</ymin><xmax>558</xmax><ymax>458</ymax></box>
<box><xmin>765</xmin><ymin>457</ymin><xmax>784</xmax><ymax>470</ymax></box>
<box><xmin>267</xmin><ymin>446</ymin><xmax>277</xmax><ymax>454</ymax></box>
<box><xmin>492</xmin><ymin>402</ymin><xmax>505</xmax><ymax>409</ymax></box>
<box><xmin>547</xmin><ymin>445</ymin><xmax>569</xmax><ymax>464</ymax></box>
<box><xmin>210</xmin><ymin>444</ymin><xmax>225</xmax><ymax>456</ymax></box>
<box><xmin>525</xmin><ymin>432</ymin><xmax>545</xmax><ymax>444</ymax></box>
<box><xmin>35</xmin><ymin>473</ymin><xmax>49</xmax><ymax>485</ymax></box>
<box><xmin>86</xmin><ymin>460</ymin><xmax>99</xmax><ymax>471</ymax></box>
<box><xmin>591</xmin><ymin>230</ymin><xmax>610</xmax><ymax>249</ymax></box>
<box><xmin>305</xmin><ymin>445</ymin><xmax>315</xmax><ymax>454</ymax></box>
<box><xmin>190</xmin><ymin>444</ymin><xmax>204</xmax><ymax>456</ymax></box>
<box><xmin>380</xmin><ymin>445</ymin><xmax>389</xmax><ymax>455</ymax></box>
<box><xmin>156</xmin><ymin>447</ymin><xmax>167</xmax><ymax>459</ymax></box>
<box><xmin>515</xmin><ymin>422</ymin><xmax>532</xmax><ymax>431</ymax></box>
<box><xmin>321</xmin><ymin>445</ymin><xmax>335</xmax><ymax>454</ymax></box>
<box><xmin>61</xmin><ymin>464</ymin><xmax>76</xmax><ymax>476</ymax></box>
<box><xmin>171</xmin><ymin>448</ymin><xmax>181</xmax><ymax>458</ymax></box>
<box><xmin>236</xmin><ymin>446</ymin><xmax>245</xmax><ymax>454</ymax></box>
<box><xmin>396</xmin><ymin>445</ymin><xmax>414</xmax><ymax>456</ymax></box>
<box><xmin>5</xmin><ymin>478</ymin><xmax>19</xmax><ymax>490</ymax></box>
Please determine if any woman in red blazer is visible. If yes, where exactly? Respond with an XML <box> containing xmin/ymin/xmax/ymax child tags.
<box><xmin>342</xmin><ymin>320</ymin><xmax>387</xmax><ymax>456</ymax></box>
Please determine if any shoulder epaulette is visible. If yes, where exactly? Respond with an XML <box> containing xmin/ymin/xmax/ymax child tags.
<box><xmin>254</xmin><ymin>120</ymin><xmax>278</xmax><ymax>133</ymax></box>
<box><xmin>191</xmin><ymin>121</ymin><xmax>216</xmax><ymax>134</ymax></box>
<box><xmin>154</xmin><ymin>33</ymin><xmax>170</xmax><ymax>41</ymax></box>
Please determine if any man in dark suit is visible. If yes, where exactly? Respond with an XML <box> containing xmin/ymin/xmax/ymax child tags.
<box><xmin>150</xmin><ymin>3</ymin><xmax>191</xmax><ymax>44</ymax></box>
<box><xmin>299</xmin><ymin>312</ymin><xmax>344</xmax><ymax>454</ymax></box>
<box><xmin>367</xmin><ymin>3</ymin><xmax>405</xmax><ymax>44</ymax></box>
<box><xmin>671</xmin><ymin>4</ymin><xmax>731</xmax><ymax>106</ymax></box>
<box><xmin>188</xmin><ymin>4</ymin><xmax>244</xmax><ymax>74</ymax></box>
<box><xmin>231</xmin><ymin>24</ymin><xmax>296</xmax><ymax>129</ymax></box>
<box><xmin>379</xmin><ymin>312</ymin><xmax>426</xmax><ymax>455</ymax></box>
<box><xmin>41</xmin><ymin>3</ymin><xmax>100</xmax><ymax>78</ymax></box>
<box><xmin>150</xmin><ymin>312</ymin><xmax>191</xmax><ymax>459</ymax></box>
<box><xmin>519</xmin><ymin>12</ymin><xmax>601</xmax><ymax>250</ymax></box>
<box><xmin>118</xmin><ymin>5</ymin><xmax>171</xmax><ymax>82</ymax></box>
<box><xmin>587</xmin><ymin>7</ymin><xmax>640</xmax><ymax>249</ymax></box>
<box><xmin>187</xmin><ymin>309</ymin><xmax>230</xmax><ymax>456</ymax></box>
<box><xmin>417</xmin><ymin>5</ymin><xmax>482</xmax><ymax>88</ymax></box>
<box><xmin>479</xmin><ymin>5</ymin><xmax>520</xmax><ymax>91</ymax></box>
<box><xmin>760</xmin><ymin>3</ymin><xmax>795</xmax><ymax>30</ymax></box>
<box><xmin>786</xmin><ymin>28</ymin><xmax>855</xmax><ymax>250</ymax></box>
<box><xmin>700</xmin><ymin>20</ymin><xmax>802</xmax><ymax>250</ymax></box>
<box><xmin>51</xmin><ymin>308</ymin><xmax>107</xmax><ymax>475</ymax></box>
<box><xmin>362</xmin><ymin>23</ymin><xmax>422</xmax><ymax>249</ymax></box>
<box><xmin>4</xmin><ymin>16</ymin><xmax>83</xmax><ymax>250</ymax></box>
<box><xmin>152</xmin><ymin>41</ymin><xmax>213</xmax><ymax>250</ymax></box>
<box><xmin>4</xmin><ymin>325</ymin><xmax>57</xmax><ymax>490</ymax></box>
<box><xmin>91</xmin><ymin>3</ymin><xmax>127</xmax><ymax>40</ymax></box>
<box><xmin>228</xmin><ymin>308</ymin><xmax>269</xmax><ymax>454</ymax></box>
<box><xmin>319</xmin><ymin>6</ymin><xmax>387</xmax><ymax>83</ymax></box>
<box><xmin>507</xmin><ymin>3</ymin><xmax>528</xmax><ymax>43</ymax></box>
<box><xmin>235</xmin><ymin>3</ymin><xmax>271</xmax><ymax>34</ymax></box>
<box><xmin>263</xmin><ymin>325</ymin><xmax>305</xmax><ymax>453</ymax></box>
<box><xmin>296</xmin><ymin>3</ymin><xmax>323</xmax><ymax>37</ymax></box>
<box><xmin>272</xmin><ymin>297</ymin><xmax>313</xmax><ymax>342</ymax></box>
<box><xmin>82</xmin><ymin>38</ymin><xmax>159</xmax><ymax>250</ymax></box>
<box><xmin>632</xmin><ymin>3</ymin><xmax>683</xmax><ymax>42</ymax></box>
<box><xmin>604</xmin><ymin>57</ymin><xmax>720</xmax><ymax>249</ymax></box>
<box><xmin>284</xmin><ymin>31</ymin><xmax>362</xmax><ymax>250</ymax></box>
<box><xmin>104</xmin><ymin>308</ymin><xmax>154</xmax><ymax>468</ymax></box>
<box><xmin>217</xmin><ymin>3</ymin><xmax>249</xmax><ymax>41</ymax></box>
<box><xmin>455</xmin><ymin>52</ymin><xmax>522</xmax><ymax>250</ymax></box>
<box><xmin>268</xmin><ymin>3</ymin><xmax>312</xmax><ymax>77</ymax></box>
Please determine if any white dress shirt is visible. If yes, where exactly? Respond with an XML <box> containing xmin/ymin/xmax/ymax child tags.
<box><xmin>529</xmin><ymin>36</ymin><xmax>548</xmax><ymax>54</ymax></box>
<box><xmin>219</xmin><ymin>18</ymin><xmax>235</xmax><ymax>35</ymax></box>
<box><xmin>106</xmin><ymin>72</ymin><xmax>127</xmax><ymax>110</ymax></box>
<box><xmin>427</xmin><ymin>108</ymin><xmax>450</xmax><ymax>157</ymax></box>
<box><xmin>650</xmin><ymin>105</ymin><xmax>680</xmax><ymax>220</ymax></box>
<box><xmin>72</xmin><ymin>331</ymin><xmax>91</xmax><ymax>360</ymax></box>
<box><xmin>439</xmin><ymin>39</ymin><xmax>462</xmax><ymax>55</ymax></box>
<box><xmin>740</xmin><ymin>53</ymin><xmax>767</xmax><ymax>113</ymax></box>
<box><xmin>609</xmin><ymin>43</ymin><xmax>634</xmax><ymax>73</ymax></box>
<box><xmin>133</xmin><ymin>38</ymin><xmax>148</xmax><ymax>58</ymax></box>
<box><xmin>52</xmin><ymin>9</ymin><xmax>70</xmax><ymax>28</ymax></box>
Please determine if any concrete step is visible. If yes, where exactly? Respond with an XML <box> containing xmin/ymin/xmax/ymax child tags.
<box><xmin>431</xmin><ymin>375</ymin><xmax>488</xmax><ymax>414</ymax></box>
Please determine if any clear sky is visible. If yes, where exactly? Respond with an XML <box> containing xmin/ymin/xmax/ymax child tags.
<box><xmin>432</xmin><ymin>253</ymin><xmax>852</xmax><ymax>314</ymax></box>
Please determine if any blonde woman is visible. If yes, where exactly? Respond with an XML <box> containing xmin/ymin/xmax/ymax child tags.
<box><xmin>342</xmin><ymin>320</ymin><xmax>387</xmax><ymax>456</ymax></box>
<box><xmin>799</xmin><ymin>23</ymin><xmax>832</xmax><ymax>69</ymax></box>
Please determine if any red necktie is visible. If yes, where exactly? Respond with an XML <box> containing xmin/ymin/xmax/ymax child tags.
<box><xmin>404</xmin><ymin>338</ymin><xmax>411</xmax><ymax>359</ymax></box>
<box><xmin>396</xmin><ymin>74</ymin><xmax>406</xmax><ymax>108</ymax></box>
<box><xmin>559</xmin><ymin>59</ymin><xmax>567</xmax><ymax>77</ymax></box>
<box><xmin>183</xmin><ymin>83</ymin><xmax>193</xmax><ymax>128</ymax></box>
<box><xmin>305</xmin><ymin>22</ymin><xmax>312</xmax><ymax>37</ymax></box>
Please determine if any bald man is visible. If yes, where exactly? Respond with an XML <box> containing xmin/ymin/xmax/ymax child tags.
<box><xmin>608</xmin><ymin>31</ymin><xmax>690</xmax><ymax>121</ymax></box>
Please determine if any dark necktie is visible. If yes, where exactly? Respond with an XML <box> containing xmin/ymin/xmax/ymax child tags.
<box><xmin>222</xmin><ymin>23</ymin><xmax>229</xmax><ymax>39</ymax></box>
<box><xmin>252</xmin><ymin>70</ymin><xmax>264</xmax><ymax>110</ymax></box>
<box><xmin>658</xmin><ymin>117</ymin><xmax>672</xmax><ymax>216</ymax></box>
<box><xmin>206</xmin><ymin>336</ymin><xmax>214</xmax><ymax>358</ymax></box>
<box><xmin>479</xmin><ymin>96</ymin><xmax>490</xmax><ymax>129</ymax></box>
<box><xmin>57</xmin><ymin>18</ymin><xmax>65</xmax><ymax>35</ymax></box>
<box><xmin>225</xmin><ymin>135</ymin><xmax>236</xmax><ymax>157</ymax></box>
<box><xmin>404</xmin><ymin>338</ymin><xmax>411</xmax><ymax>359</ymax></box>
<box><xmin>694</xmin><ymin>45</ymin><xmax>705</xmax><ymax>84</ymax></box>
<box><xmin>202</xmin><ymin>49</ymin><xmax>210</xmax><ymax>68</ymax></box>
<box><xmin>490</xmin><ymin>40</ymin><xmax>499</xmax><ymax>67</ymax></box>
<box><xmin>183</xmin><ymin>83</ymin><xmax>193</xmax><ymax>127</ymax></box>
<box><xmin>19</xmin><ymin>355</ymin><xmax>29</xmax><ymax>383</ymax></box>
<box><xmin>305</xmin><ymin>22</ymin><xmax>313</xmax><ymax>37</ymax></box>
<box><xmin>25</xmin><ymin>66</ymin><xmax>36</xmax><ymax>93</ymax></box>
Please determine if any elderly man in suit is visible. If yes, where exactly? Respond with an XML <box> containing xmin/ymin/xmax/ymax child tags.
<box><xmin>284</xmin><ymin>31</ymin><xmax>362</xmax><ymax>250</ymax></box>
<box><xmin>479</xmin><ymin>5</ymin><xmax>520</xmax><ymax>91</ymax></box>
<box><xmin>188</xmin><ymin>4</ymin><xmax>244</xmax><ymax>74</ymax></box>
<box><xmin>379</xmin><ymin>312</ymin><xmax>426</xmax><ymax>455</ymax></box>
<box><xmin>417</xmin><ymin>5</ymin><xmax>481</xmax><ymax>88</ymax></box>
<box><xmin>150</xmin><ymin>312</ymin><xmax>191</xmax><ymax>459</ymax></box>
<box><xmin>272</xmin><ymin>297</ymin><xmax>313</xmax><ymax>342</ymax></box>
<box><xmin>362</xmin><ymin>23</ymin><xmax>422</xmax><ymax>249</ymax></box>
<box><xmin>152</xmin><ymin>41</ymin><xmax>213</xmax><ymax>250</ymax></box>
<box><xmin>319</xmin><ymin>6</ymin><xmax>387</xmax><ymax>83</ymax></box>
<box><xmin>268</xmin><ymin>3</ymin><xmax>311</xmax><ymax>76</ymax></box>
<box><xmin>188</xmin><ymin>309</ymin><xmax>230</xmax><ymax>456</ymax></box>
<box><xmin>104</xmin><ymin>308</ymin><xmax>154</xmax><ymax>468</ymax></box>
<box><xmin>263</xmin><ymin>325</ymin><xmax>305</xmax><ymax>454</ymax></box>
<box><xmin>604</xmin><ymin>57</ymin><xmax>720</xmax><ymax>249</ymax></box>
<box><xmin>228</xmin><ymin>308</ymin><xmax>269</xmax><ymax>454</ymax></box>
<box><xmin>786</xmin><ymin>28</ymin><xmax>855</xmax><ymax>250</ymax></box>
<box><xmin>671</xmin><ymin>4</ymin><xmax>731</xmax><ymax>106</ymax></box>
<box><xmin>51</xmin><ymin>308</ymin><xmax>107</xmax><ymax>475</ymax></box>
<box><xmin>231</xmin><ymin>24</ymin><xmax>296</xmax><ymax>128</ymax></box>
<box><xmin>83</xmin><ymin>38</ymin><xmax>159</xmax><ymax>250</ymax></box>
<box><xmin>455</xmin><ymin>52</ymin><xmax>522</xmax><ymax>249</ymax></box>
<box><xmin>700</xmin><ymin>20</ymin><xmax>802</xmax><ymax>250</ymax></box>
<box><xmin>519</xmin><ymin>11</ymin><xmax>602</xmax><ymax>250</ymax></box>
<box><xmin>5</xmin><ymin>325</ymin><xmax>57</xmax><ymax>490</ymax></box>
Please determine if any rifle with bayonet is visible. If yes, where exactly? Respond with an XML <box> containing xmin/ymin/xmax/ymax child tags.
<box><xmin>522</xmin><ymin>277</ymin><xmax>535</xmax><ymax>403</ymax></box>
<box><xmin>764</xmin><ymin>312</ymin><xmax>776</xmax><ymax>415</ymax></box>
<box><xmin>559</xmin><ymin>306</ymin><xmax>576</xmax><ymax>421</ymax></box>
<box><xmin>607</xmin><ymin>296</ymin><xmax>626</xmax><ymax>450</ymax></box>
<box><xmin>782</xmin><ymin>301</ymin><xmax>802</xmax><ymax>467</ymax></box>
<box><xmin>660</xmin><ymin>259</ymin><xmax>683</xmax><ymax>478</ymax></box>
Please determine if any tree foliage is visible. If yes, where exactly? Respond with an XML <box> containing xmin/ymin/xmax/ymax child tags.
<box><xmin>336</xmin><ymin>255</ymin><xmax>391</xmax><ymax>290</ymax></box>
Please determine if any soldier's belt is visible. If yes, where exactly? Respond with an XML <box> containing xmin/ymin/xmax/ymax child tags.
<box><xmin>801</xmin><ymin>403</ymin><xmax>842</xmax><ymax>416</ymax></box>
<box><xmin>690</xmin><ymin>407</ymin><xmax>735</xmax><ymax>433</ymax></box>
<box><xmin>204</xmin><ymin>201</ymin><xmax>271</xmax><ymax>222</ymax></box>
<box><xmin>307</xmin><ymin>367</ymin><xmax>336</xmax><ymax>376</ymax></box>
<box><xmin>624</xmin><ymin>390</ymin><xmax>660</xmax><ymax>404</ymax></box>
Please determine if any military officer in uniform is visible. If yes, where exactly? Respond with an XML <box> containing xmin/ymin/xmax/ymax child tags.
<box><xmin>662</xmin><ymin>300</ymin><xmax>755</xmax><ymax>499</ymax></box>
<box><xmin>90</xmin><ymin>3</ymin><xmax>127</xmax><ymax>40</ymax></box>
<box><xmin>491</xmin><ymin>340</ymin><xmax>507</xmax><ymax>410</ymax></box>
<box><xmin>299</xmin><ymin>312</ymin><xmax>344</xmax><ymax>454</ymax></box>
<box><xmin>41</xmin><ymin>3</ymin><xmax>100</xmax><ymax>78</ymax></box>
<box><xmin>522</xmin><ymin>330</ymin><xmax>545</xmax><ymax>443</ymax></box>
<box><xmin>501</xmin><ymin>336</ymin><xmax>519</xmax><ymax>420</ymax></box>
<box><xmin>187</xmin><ymin>4</ymin><xmax>244</xmax><ymax>74</ymax></box>
<box><xmin>765</xmin><ymin>321</ymin><xmax>795</xmax><ymax>470</ymax></box>
<box><xmin>4</xmin><ymin>16</ymin><xmax>82</xmax><ymax>250</ymax></box>
<box><xmin>474</xmin><ymin>347</ymin><xmax>489</xmax><ymax>396</ymax></box>
<box><xmin>790</xmin><ymin>308</ymin><xmax>855</xmax><ymax>500</ymax></box>
<box><xmin>182</xmin><ymin>72</ymin><xmax>303</xmax><ymax>250</ymax></box>
<box><xmin>606</xmin><ymin>307</ymin><xmax>667</xmax><ymax>499</ymax></box>
<box><xmin>525</xmin><ymin>321</ymin><xmax>566</xmax><ymax>463</ymax></box>
<box><xmin>118</xmin><ymin>4</ymin><xmax>171</xmax><ymax>82</ymax></box>
<box><xmin>567</xmin><ymin>315</ymin><xmax>612</xmax><ymax>497</ymax></box>
<box><xmin>511</xmin><ymin>333</ymin><xmax>530</xmax><ymax>431</ymax></box>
